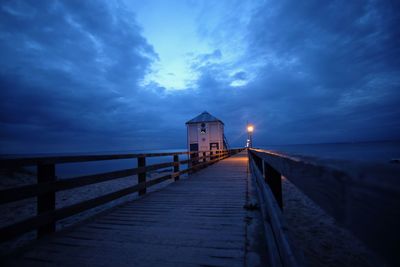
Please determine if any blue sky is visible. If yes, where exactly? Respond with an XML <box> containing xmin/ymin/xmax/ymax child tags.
<box><xmin>0</xmin><ymin>0</ymin><xmax>399</xmax><ymax>153</ymax></box>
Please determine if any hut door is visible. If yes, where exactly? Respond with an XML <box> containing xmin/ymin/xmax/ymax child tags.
<box><xmin>189</xmin><ymin>143</ymin><xmax>199</xmax><ymax>163</ymax></box>
<box><xmin>190</xmin><ymin>144</ymin><xmax>198</xmax><ymax>151</ymax></box>
<box><xmin>210</xmin><ymin>143</ymin><xmax>219</xmax><ymax>150</ymax></box>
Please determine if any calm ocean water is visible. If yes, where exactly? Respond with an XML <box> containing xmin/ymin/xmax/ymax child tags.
<box><xmin>261</xmin><ymin>140</ymin><xmax>400</xmax><ymax>163</ymax></box>
<box><xmin>1</xmin><ymin>149</ymin><xmax>188</xmax><ymax>178</ymax></box>
<box><xmin>2</xmin><ymin>141</ymin><xmax>399</xmax><ymax>177</ymax></box>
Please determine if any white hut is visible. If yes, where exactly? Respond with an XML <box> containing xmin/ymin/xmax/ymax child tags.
<box><xmin>186</xmin><ymin>111</ymin><xmax>227</xmax><ymax>153</ymax></box>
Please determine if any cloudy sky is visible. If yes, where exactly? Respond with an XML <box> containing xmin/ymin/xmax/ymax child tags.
<box><xmin>0</xmin><ymin>0</ymin><xmax>399</xmax><ymax>153</ymax></box>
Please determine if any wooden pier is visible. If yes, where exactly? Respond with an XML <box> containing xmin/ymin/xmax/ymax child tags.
<box><xmin>1</xmin><ymin>151</ymin><xmax>252</xmax><ymax>266</ymax></box>
<box><xmin>1</xmin><ymin>148</ymin><xmax>399</xmax><ymax>266</ymax></box>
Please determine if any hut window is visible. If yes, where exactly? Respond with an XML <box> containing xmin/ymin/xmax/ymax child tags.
<box><xmin>200</xmin><ymin>123</ymin><xmax>206</xmax><ymax>134</ymax></box>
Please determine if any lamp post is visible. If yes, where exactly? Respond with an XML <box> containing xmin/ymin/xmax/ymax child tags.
<box><xmin>247</xmin><ymin>124</ymin><xmax>254</xmax><ymax>148</ymax></box>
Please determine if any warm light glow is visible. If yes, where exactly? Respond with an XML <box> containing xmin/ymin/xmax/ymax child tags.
<box><xmin>247</xmin><ymin>125</ymin><xmax>254</xmax><ymax>133</ymax></box>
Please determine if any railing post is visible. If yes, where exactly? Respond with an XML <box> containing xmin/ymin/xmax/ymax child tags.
<box><xmin>138</xmin><ymin>156</ymin><xmax>146</xmax><ymax>195</ymax></box>
<box><xmin>192</xmin><ymin>151</ymin><xmax>198</xmax><ymax>166</ymax></box>
<box><xmin>262</xmin><ymin>159</ymin><xmax>267</xmax><ymax>183</ymax></box>
<box><xmin>210</xmin><ymin>151</ymin><xmax>214</xmax><ymax>161</ymax></box>
<box><xmin>37</xmin><ymin>163</ymin><xmax>56</xmax><ymax>238</ymax></box>
<box><xmin>188</xmin><ymin>152</ymin><xmax>194</xmax><ymax>174</ymax></box>
<box><xmin>264</xmin><ymin>162</ymin><xmax>283</xmax><ymax>209</ymax></box>
<box><xmin>173</xmin><ymin>154</ymin><xmax>180</xmax><ymax>181</ymax></box>
<box><xmin>202</xmin><ymin>152</ymin><xmax>206</xmax><ymax>163</ymax></box>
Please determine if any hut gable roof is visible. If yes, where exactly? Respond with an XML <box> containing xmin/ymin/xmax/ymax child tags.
<box><xmin>186</xmin><ymin>111</ymin><xmax>224</xmax><ymax>125</ymax></box>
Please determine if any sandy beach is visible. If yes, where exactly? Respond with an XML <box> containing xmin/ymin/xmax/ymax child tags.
<box><xmin>282</xmin><ymin>177</ymin><xmax>386</xmax><ymax>267</ymax></box>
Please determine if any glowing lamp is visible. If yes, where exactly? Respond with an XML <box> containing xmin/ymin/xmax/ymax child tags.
<box><xmin>247</xmin><ymin>125</ymin><xmax>254</xmax><ymax>133</ymax></box>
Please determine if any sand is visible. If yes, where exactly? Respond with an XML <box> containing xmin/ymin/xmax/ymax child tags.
<box><xmin>282</xmin><ymin>177</ymin><xmax>386</xmax><ymax>267</ymax></box>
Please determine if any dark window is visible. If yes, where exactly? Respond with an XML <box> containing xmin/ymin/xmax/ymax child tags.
<box><xmin>210</xmin><ymin>143</ymin><xmax>219</xmax><ymax>150</ymax></box>
<box><xmin>190</xmin><ymin>143</ymin><xmax>199</xmax><ymax>151</ymax></box>
<box><xmin>200</xmin><ymin>123</ymin><xmax>206</xmax><ymax>134</ymax></box>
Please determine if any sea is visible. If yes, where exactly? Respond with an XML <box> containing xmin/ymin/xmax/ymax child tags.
<box><xmin>1</xmin><ymin>149</ymin><xmax>188</xmax><ymax>178</ymax></box>
<box><xmin>260</xmin><ymin>140</ymin><xmax>400</xmax><ymax>164</ymax></box>
<box><xmin>1</xmin><ymin>141</ymin><xmax>399</xmax><ymax>178</ymax></box>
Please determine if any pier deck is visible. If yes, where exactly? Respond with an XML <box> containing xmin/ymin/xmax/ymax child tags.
<box><xmin>2</xmin><ymin>152</ymin><xmax>257</xmax><ymax>267</ymax></box>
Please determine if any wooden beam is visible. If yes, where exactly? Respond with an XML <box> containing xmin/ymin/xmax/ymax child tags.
<box><xmin>173</xmin><ymin>155</ymin><xmax>180</xmax><ymax>181</ymax></box>
<box><xmin>37</xmin><ymin>164</ymin><xmax>56</xmax><ymax>238</ymax></box>
<box><xmin>263</xmin><ymin>161</ymin><xmax>283</xmax><ymax>210</ymax></box>
<box><xmin>138</xmin><ymin>156</ymin><xmax>146</xmax><ymax>196</ymax></box>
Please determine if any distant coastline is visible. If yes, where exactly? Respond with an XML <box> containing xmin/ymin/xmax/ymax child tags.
<box><xmin>261</xmin><ymin>140</ymin><xmax>400</xmax><ymax>163</ymax></box>
<box><xmin>259</xmin><ymin>138</ymin><xmax>400</xmax><ymax>147</ymax></box>
<box><xmin>1</xmin><ymin>140</ymin><xmax>399</xmax><ymax>164</ymax></box>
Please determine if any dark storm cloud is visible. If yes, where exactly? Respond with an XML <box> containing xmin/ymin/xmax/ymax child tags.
<box><xmin>185</xmin><ymin>0</ymin><xmax>400</xmax><ymax>145</ymax></box>
<box><xmin>241</xmin><ymin>0</ymin><xmax>400</xmax><ymax>144</ymax></box>
<box><xmin>0</xmin><ymin>0</ymin><xmax>161</xmax><ymax>153</ymax></box>
<box><xmin>0</xmin><ymin>0</ymin><xmax>399</xmax><ymax>153</ymax></box>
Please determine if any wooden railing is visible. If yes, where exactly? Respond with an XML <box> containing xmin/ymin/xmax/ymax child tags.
<box><xmin>0</xmin><ymin>148</ymin><xmax>244</xmax><ymax>242</ymax></box>
<box><xmin>248</xmin><ymin>148</ymin><xmax>400</xmax><ymax>267</ymax></box>
<box><xmin>247</xmin><ymin>149</ymin><xmax>298</xmax><ymax>267</ymax></box>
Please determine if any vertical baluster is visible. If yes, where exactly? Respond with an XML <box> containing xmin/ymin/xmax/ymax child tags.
<box><xmin>37</xmin><ymin>163</ymin><xmax>56</xmax><ymax>238</ymax></box>
<box><xmin>138</xmin><ymin>156</ymin><xmax>146</xmax><ymax>195</ymax></box>
<box><xmin>173</xmin><ymin>154</ymin><xmax>180</xmax><ymax>181</ymax></box>
<box><xmin>264</xmin><ymin>161</ymin><xmax>283</xmax><ymax>210</ymax></box>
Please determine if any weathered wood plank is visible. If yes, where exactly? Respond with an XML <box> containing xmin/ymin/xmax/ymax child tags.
<box><xmin>37</xmin><ymin>164</ymin><xmax>56</xmax><ymax>238</ymax></box>
<box><xmin>173</xmin><ymin>155</ymin><xmax>180</xmax><ymax>181</ymax></box>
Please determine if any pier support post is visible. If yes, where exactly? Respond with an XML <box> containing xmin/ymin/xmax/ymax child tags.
<box><xmin>262</xmin><ymin>160</ymin><xmax>267</xmax><ymax>183</ymax></box>
<box><xmin>37</xmin><ymin>163</ymin><xmax>56</xmax><ymax>238</ymax></box>
<box><xmin>263</xmin><ymin>161</ymin><xmax>283</xmax><ymax>209</ymax></box>
<box><xmin>188</xmin><ymin>152</ymin><xmax>193</xmax><ymax>174</ymax></box>
<box><xmin>173</xmin><ymin>155</ymin><xmax>180</xmax><ymax>181</ymax></box>
<box><xmin>203</xmin><ymin>152</ymin><xmax>206</xmax><ymax>163</ymax></box>
<box><xmin>138</xmin><ymin>156</ymin><xmax>146</xmax><ymax>195</ymax></box>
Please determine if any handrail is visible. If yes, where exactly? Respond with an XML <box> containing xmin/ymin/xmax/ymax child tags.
<box><xmin>0</xmin><ymin>149</ymin><xmax>231</xmax><ymax>167</ymax></box>
<box><xmin>248</xmin><ymin>150</ymin><xmax>299</xmax><ymax>267</ymax></box>
<box><xmin>0</xmin><ymin>148</ymin><xmax>245</xmax><ymax>242</ymax></box>
<box><xmin>248</xmin><ymin>148</ymin><xmax>400</xmax><ymax>267</ymax></box>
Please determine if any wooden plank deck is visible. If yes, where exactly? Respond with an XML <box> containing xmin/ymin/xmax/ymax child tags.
<box><xmin>2</xmin><ymin>152</ymin><xmax>258</xmax><ymax>267</ymax></box>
